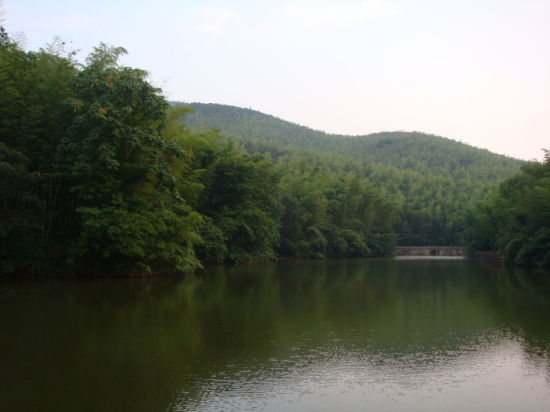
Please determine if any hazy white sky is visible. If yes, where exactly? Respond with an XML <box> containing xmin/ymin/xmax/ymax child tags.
<box><xmin>3</xmin><ymin>0</ymin><xmax>549</xmax><ymax>160</ymax></box>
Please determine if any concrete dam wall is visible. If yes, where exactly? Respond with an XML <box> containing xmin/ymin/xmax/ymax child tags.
<box><xmin>395</xmin><ymin>246</ymin><xmax>467</xmax><ymax>256</ymax></box>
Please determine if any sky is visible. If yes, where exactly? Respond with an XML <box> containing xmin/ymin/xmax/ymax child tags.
<box><xmin>3</xmin><ymin>0</ymin><xmax>549</xmax><ymax>161</ymax></box>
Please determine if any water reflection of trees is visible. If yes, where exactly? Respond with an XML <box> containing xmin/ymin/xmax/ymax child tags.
<box><xmin>0</xmin><ymin>261</ymin><xmax>548</xmax><ymax>412</ymax></box>
<box><xmin>170</xmin><ymin>260</ymin><xmax>550</xmax><ymax>409</ymax></box>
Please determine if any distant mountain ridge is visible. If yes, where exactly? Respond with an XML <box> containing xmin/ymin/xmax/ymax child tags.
<box><xmin>172</xmin><ymin>101</ymin><xmax>525</xmax><ymax>246</ymax></box>
<box><xmin>179</xmin><ymin>102</ymin><xmax>523</xmax><ymax>183</ymax></box>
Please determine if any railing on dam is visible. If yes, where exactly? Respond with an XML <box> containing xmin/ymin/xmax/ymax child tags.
<box><xmin>395</xmin><ymin>246</ymin><xmax>467</xmax><ymax>257</ymax></box>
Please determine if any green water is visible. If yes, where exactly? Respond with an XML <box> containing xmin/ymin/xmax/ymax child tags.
<box><xmin>1</xmin><ymin>259</ymin><xmax>549</xmax><ymax>412</ymax></box>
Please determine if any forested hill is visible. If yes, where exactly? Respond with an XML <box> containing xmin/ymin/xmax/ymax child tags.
<box><xmin>173</xmin><ymin>101</ymin><xmax>526</xmax><ymax>248</ymax></box>
<box><xmin>180</xmin><ymin>102</ymin><xmax>523</xmax><ymax>183</ymax></box>
<box><xmin>1</xmin><ymin>26</ymin><xmax>541</xmax><ymax>277</ymax></box>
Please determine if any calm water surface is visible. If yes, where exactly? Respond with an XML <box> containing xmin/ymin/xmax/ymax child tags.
<box><xmin>1</xmin><ymin>259</ymin><xmax>549</xmax><ymax>412</ymax></box>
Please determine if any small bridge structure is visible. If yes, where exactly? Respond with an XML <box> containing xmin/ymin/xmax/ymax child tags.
<box><xmin>395</xmin><ymin>246</ymin><xmax>466</xmax><ymax>257</ymax></box>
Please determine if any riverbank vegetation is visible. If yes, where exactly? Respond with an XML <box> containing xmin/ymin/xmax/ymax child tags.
<box><xmin>184</xmin><ymin>103</ymin><xmax>549</xmax><ymax>270</ymax></box>
<box><xmin>180</xmin><ymin>103</ymin><xmax>524</xmax><ymax>248</ymax></box>
<box><xmin>0</xmin><ymin>32</ymin><xmax>398</xmax><ymax>276</ymax></box>
<box><xmin>1</xmin><ymin>29</ymin><xmax>545</xmax><ymax>276</ymax></box>
<box><xmin>464</xmin><ymin>151</ymin><xmax>550</xmax><ymax>269</ymax></box>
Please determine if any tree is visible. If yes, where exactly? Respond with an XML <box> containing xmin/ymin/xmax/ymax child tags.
<box><xmin>56</xmin><ymin>44</ymin><xmax>202</xmax><ymax>275</ymax></box>
<box><xmin>464</xmin><ymin>151</ymin><xmax>550</xmax><ymax>268</ymax></box>
<box><xmin>198</xmin><ymin>148</ymin><xmax>280</xmax><ymax>262</ymax></box>
<box><xmin>0</xmin><ymin>29</ymin><xmax>76</xmax><ymax>274</ymax></box>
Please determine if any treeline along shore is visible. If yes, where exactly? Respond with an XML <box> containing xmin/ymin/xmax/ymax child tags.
<box><xmin>1</xmin><ymin>29</ymin><xmax>548</xmax><ymax>276</ymax></box>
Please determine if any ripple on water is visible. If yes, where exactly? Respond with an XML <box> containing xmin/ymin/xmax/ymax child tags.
<box><xmin>171</xmin><ymin>328</ymin><xmax>550</xmax><ymax>412</ymax></box>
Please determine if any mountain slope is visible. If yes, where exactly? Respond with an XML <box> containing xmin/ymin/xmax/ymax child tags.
<box><xmin>174</xmin><ymin>101</ymin><xmax>525</xmax><ymax>246</ymax></box>
<box><xmin>180</xmin><ymin>102</ymin><xmax>523</xmax><ymax>183</ymax></box>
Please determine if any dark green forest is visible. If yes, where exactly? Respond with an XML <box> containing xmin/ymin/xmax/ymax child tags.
<box><xmin>179</xmin><ymin>104</ymin><xmax>526</xmax><ymax>246</ymax></box>
<box><xmin>183</xmin><ymin>103</ymin><xmax>521</xmax><ymax>184</ymax></box>
<box><xmin>463</xmin><ymin>151</ymin><xmax>550</xmax><ymax>268</ymax></box>
<box><xmin>1</xmin><ymin>28</ymin><xmax>548</xmax><ymax>276</ymax></box>
<box><xmin>0</xmin><ymin>31</ymin><xmax>287</xmax><ymax>276</ymax></box>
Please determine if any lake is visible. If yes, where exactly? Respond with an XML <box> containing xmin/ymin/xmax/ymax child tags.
<box><xmin>1</xmin><ymin>259</ymin><xmax>549</xmax><ymax>412</ymax></box>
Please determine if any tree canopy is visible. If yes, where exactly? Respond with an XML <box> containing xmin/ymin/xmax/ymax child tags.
<box><xmin>464</xmin><ymin>151</ymin><xmax>550</xmax><ymax>269</ymax></box>
<box><xmin>179</xmin><ymin>102</ymin><xmax>524</xmax><ymax>247</ymax></box>
<box><xmin>0</xmin><ymin>28</ymin><xmax>544</xmax><ymax>276</ymax></box>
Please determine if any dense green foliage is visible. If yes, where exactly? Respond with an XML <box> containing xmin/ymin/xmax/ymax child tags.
<box><xmin>183</xmin><ymin>103</ymin><xmax>521</xmax><ymax>181</ymax></box>
<box><xmin>1</xmin><ymin>30</ymin><xmax>405</xmax><ymax>276</ymax></box>
<box><xmin>1</xmin><ymin>30</ymin><xmax>77</xmax><ymax>274</ymax></box>
<box><xmin>0</xmin><ymin>32</ymin><xmax>283</xmax><ymax>276</ymax></box>
<box><xmin>1</xmin><ymin>27</ymin><xmax>542</xmax><ymax>276</ymax></box>
<box><xmin>179</xmin><ymin>103</ymin><xmax>524</xmax><ymax>246</ymax></box>
<box><xmin>464</xmin><ymin>152</ymin><xmax>550</xmax><ymax>269</ymax></box>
